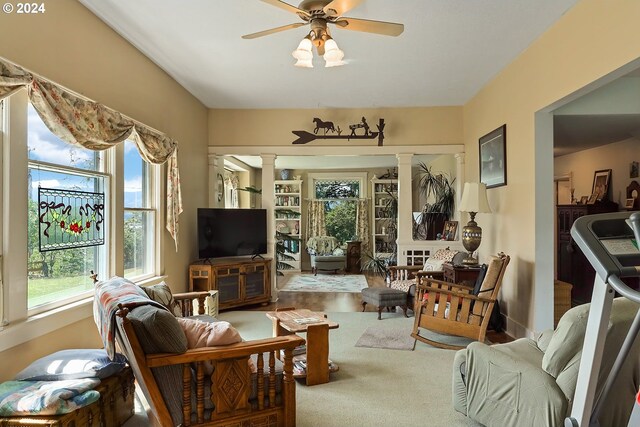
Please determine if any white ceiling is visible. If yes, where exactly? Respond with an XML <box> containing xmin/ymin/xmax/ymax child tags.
<box><xmin>79</xmin><ymin>0</ymin><xmax>579</xmax><ymax>109</ymax></box>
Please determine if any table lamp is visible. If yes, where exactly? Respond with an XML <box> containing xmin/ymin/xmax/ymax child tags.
<box><xmin>459</xmin><ymin>182</ymin><xmax>492</xmax><ymax>265</ymax></box>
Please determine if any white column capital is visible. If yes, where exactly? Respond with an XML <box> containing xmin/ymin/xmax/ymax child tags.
<box><xmin>208</xmin><ymin>154</ymin><xmax>219</xmax><ymax>166</ymax></box>
<box><xmin>455</xmin><ymin>152</ymin><xmax>465</xmax><ymax>164</ymax></box>
<box><xmin>260</xmin><ymin>154</ymin><xmax>277</xmax><ymax>165</ymax></box>
<box><xmin>396</xmin><ymin>153</ymin><xmax>413</xmax><ymax>165</ymax></box>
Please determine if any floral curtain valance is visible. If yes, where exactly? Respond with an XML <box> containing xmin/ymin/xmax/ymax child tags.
<box><xmin>0</xmin><ymin>58</ymin><xmax>182</xmax><ymax>250</ymax></box>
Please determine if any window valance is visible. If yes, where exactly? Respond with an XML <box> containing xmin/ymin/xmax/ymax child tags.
<box><xmin>0</xmin><ymin>58</ymin><xmax>182</xmax><ymax>250</ymax></box>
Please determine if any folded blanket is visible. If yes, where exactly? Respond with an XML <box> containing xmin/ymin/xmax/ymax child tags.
<box><xmin>93</xmin><ymin>276</ymin><xmax>166</xmax><ymax>359</ymax></box>
<box><xmin>0</xmin><ymin>378</ymin><xmax>100</xmax><ymax>416</ymax></box>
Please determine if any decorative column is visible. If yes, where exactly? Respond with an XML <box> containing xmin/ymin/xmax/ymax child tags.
<box><xmin>454</xmin><ymin>153</ymin><xmax>465</xmax><ymax>223</ymax></box>
<box><xmin>261</xmin><ymin>154</ymin><xmax>278</xmax><ymax>302</ymax></box>
<box><xmin>396</xmin><ymin>153</ymin><xmax>413</xmax><ymax>266</ymax></box>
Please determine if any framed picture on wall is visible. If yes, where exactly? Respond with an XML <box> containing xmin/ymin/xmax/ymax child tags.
<box><xmin>591</xmin><ymin>169</ymin><xmax>612</xmax><ymax>201</ymax></box>
<box><xmin>479</xmin><ymin>124</ymin><xmax>507</xmax><ymax>188</ymax></box>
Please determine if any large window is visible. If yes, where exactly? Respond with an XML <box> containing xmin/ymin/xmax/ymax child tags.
<box><xmin>27</xmin><ymin>103</ymin><xmax>107</xmax><ymax>311</ymax></box>
<box><xmin>123</xmin><ymin>140</ymin><xmax>156</xmax><ymax>279</ymax></box>
<box><xmin>313</xmin><ymin>177</ymin><xmax>362</xmax><ymax>244</ymax></box>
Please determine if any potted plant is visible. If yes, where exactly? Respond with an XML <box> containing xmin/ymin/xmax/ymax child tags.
<box><xmin>415</xmin><ymin>163</ymin><xmax>456</xmax><ymax>240</ymax></box>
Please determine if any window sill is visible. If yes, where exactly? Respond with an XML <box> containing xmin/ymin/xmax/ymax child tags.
<box><xmin>0</xmin><ymin>275</ymin><xmax>167</xmax><ymax>353</ymax></box>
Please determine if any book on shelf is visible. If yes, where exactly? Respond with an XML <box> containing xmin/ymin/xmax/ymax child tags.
<box><xmin>292</xmin><ymin>356</ymin><xmax>335</xmax><ymax>376</ymax></box>
<box><xmin>280</xmin><ymin>344</ymin><xmax>306</xmax><ymax>359</ymax></box>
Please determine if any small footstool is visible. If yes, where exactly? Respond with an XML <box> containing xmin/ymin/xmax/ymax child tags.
<box><xmin>361</xmin><ymin>287</ymin><xmax>409</xmax><ymax>320</ymax></box>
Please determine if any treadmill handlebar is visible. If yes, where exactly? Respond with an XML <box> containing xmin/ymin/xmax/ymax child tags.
<box><xmin>608</xmin><ymin>275</ymin><xmax>640</xmax><ymax>304</ymax></box>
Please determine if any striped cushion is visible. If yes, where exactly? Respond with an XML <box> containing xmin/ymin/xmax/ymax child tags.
<box><xmin>128</xmin><ymin>304</ymin><xmax>187</xmax><ymax>426</ymax></box>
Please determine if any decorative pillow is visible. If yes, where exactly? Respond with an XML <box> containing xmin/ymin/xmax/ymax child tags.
<box><xmin>176</xmin><ymin>318</ymin><xmax>254</xmax><ymax>374</ymax></box>
<box><xmin>14</xmin><ymin>349</ymin><xmax>127</xmax><ymax>381</ymax></box>
<box><xmin>176</xmin><ymin>318</ymin><xmax>243</xmax><ymax>348</ymax></box>
<box><xmin>332</xmin><ymin>247</ymin><xmax>345</xmax><ymax>256</ymax></box>
<box><xmin>429</xmin><ymin>248</ymin><xmax>458</xmax><ymax>262</ymax></box>
<box><xmin>142</xmin><ymin>282</ymin><xmax>182</xmax><ymax>317</ymax></box>
<box><xmin>422</xmin><ymin>258</ymin><xmax>445</xmax><ymax>272</ymax></box>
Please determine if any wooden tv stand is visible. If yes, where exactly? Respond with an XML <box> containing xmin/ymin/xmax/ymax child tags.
<box><xmin>189</xmin><ymin>257</ymin><xmax>271</xmax><ymax>310</ymax></box>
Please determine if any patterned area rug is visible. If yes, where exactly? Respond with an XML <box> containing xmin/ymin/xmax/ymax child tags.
<box><xmin>355</xmin><ymin>325</ymin><xmax>416</xmax><ymax>351</ymax></box>
<box><xmin>279</xmin><ymin>274</ymin><xmax>368</xmax><ymax>293</ymax></box>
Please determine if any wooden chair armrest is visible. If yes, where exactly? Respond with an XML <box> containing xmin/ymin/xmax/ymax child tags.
<box><xmin>146</xmin><ymin>335</ymin><xmax>306</xmax><ymax>368</ymax></box>
<box><xmin>415</xmin><ymin>271</ymin><xmax>445</xmax><ymax>281</ymax></box>
<box><xmin>173</xmin><ymin>291</ymin><xmax>211</xmax><ymax>316</ymax></box>
<box><xmin>418</xmin><ymin>287</ymin><xmax>494</xmax><ymax>304</ymax></box>
<box><xmin>173</xmin><ymin>291</ymin><xmax>211</xmax><ymax>300</ymax></box>
<box><xmin>416</xmin><ymin>278</ymin><xmax>475</xmax><ymax>293</ymax></box>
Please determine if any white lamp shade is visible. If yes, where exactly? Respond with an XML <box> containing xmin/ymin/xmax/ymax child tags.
<box><xmin>459</xmin><ymin>182</ymin><xmax>492</xmax><ymax>213</ymax></box>
<box><xmin>323</xmin><ymin>38</ymin><xmax>345</xmax><ymax>67</ymax></box>
<box><xmin>292</xmin><ymin>38</ymin><xmax>313</xmax><ymax>68</ymax></box>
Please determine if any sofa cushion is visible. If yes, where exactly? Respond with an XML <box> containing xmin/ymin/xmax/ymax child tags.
<box><xmin>128</xmin><ymin>305</ymin><xmax>187</xmax><ymax>354</ymax></box>
<box><xmin>14</xmin><ymin>349</ymin><xmax>127</xmax><ymax>381</ymax></box>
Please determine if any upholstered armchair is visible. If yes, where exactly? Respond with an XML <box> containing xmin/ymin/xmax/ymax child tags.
<box><xmin>453</xmin><ymin>297</ymin><xmax>640</xmax><ymax>427</ymax></box>
<box><xmin>306</xmin><ymin>236</ymin><xmax>346</xmax><ymax>274</ymax></box>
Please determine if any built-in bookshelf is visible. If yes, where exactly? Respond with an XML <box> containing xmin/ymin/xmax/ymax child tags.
<box><xmin>371</xmin><ymin>178</ymin><xmax>398</xmax><ymax>260</ymax></box>
<box><xmin>274</xmin><ymin>179</ymin><xmax>302</xmax><ymax>272</ymax></box>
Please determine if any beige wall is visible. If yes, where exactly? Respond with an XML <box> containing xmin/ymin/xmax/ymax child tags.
<box><xmin>209</xmin><ymin>107</ymin><xmax>462</xmax><ymax>146</ymax></box>
<box><xmin>463</xmin><ymin>0</ymin><xmax>640</xmax><ymax>333</ymax></box>
<box><xmin>0</xmin><ymin>0</ymin><xmax>208</xmax><ymax>379</ymax></box>
<box><xmin>555</xmin><ymin>137</ymin><xmax>639</xmax><ymax>206</ymax></box>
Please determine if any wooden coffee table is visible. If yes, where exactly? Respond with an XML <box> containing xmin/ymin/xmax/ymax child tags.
<box><xmin>265</xmin><ymin>308</ymin><xmax>339</xmax><ymax>386</ymax></box>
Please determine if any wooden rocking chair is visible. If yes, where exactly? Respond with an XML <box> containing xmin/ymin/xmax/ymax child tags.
<box><xmin>411</xmin><ymin>252</ymin><xmax>510</xmax><ymax>350</ymax></box>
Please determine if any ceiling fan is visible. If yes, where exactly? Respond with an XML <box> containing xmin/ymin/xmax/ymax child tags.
<box><xmin>242</xmin><ymin>0</ymin><xmax>404</xmax><ymax>68</ymax></box>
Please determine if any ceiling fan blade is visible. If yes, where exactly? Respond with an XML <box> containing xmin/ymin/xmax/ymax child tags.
<box><xmin>259</xmin><ymin>0</ymin><xmax>311</xmax><ymax>18</ymax></box>
<box><xmin>333</xmin><ymin>17</ymin><xmax>404</xmax><ymax>36</ymax></box>
<box><xmin>242</xmin><ymin>22</ymin><xmax>306</xmax><ymax>39</ymax></box>
<box><xmin>322</xmin><ymin>0</ymin><xmax>365</xmax><ymax>17</ymax></box>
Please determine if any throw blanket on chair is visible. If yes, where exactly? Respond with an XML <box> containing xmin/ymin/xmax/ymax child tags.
<box><xmin>93</xmin><ymin>276</ymin><xmax>166</xmax><ymax>359</ymax></box>
<box><xmin>0</xmin><ymin>378</ymin><xmax>100</xmax><ymax>416</ymax></box>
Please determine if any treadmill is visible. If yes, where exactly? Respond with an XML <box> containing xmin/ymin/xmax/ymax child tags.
<box><xmin>565</xmin><ymin>211</ymin><xmax>640</xmax><ymax>427</ymax></box>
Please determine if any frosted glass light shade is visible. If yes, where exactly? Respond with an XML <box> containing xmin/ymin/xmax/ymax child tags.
<box><xmin>292</xmin><ymin>38</ymin><xmax>313</xmax><ymax>68</ymax></box>
<box><xmin>459</xmin><ymin>182</ymin><xmax>492</xmax><ymax>213</ymax></box>
<box><xmin>323</xmin><ymin>39</ymin><xmax>345</xmax><ymax>67</ymax></box>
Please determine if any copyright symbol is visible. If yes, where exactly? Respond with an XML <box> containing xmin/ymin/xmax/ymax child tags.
<box><xmin>2</xmin><ymin>3</ymin><xmax>13</xmax><ymax>13</ymax></box>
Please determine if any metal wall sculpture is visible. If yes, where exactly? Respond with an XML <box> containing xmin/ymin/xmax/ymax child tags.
<box><xmin>292</xmin><ymin>117</ymin><xmax>386</xmax><ymax>146</ymax></box>
<box><xmin>38</xmin><ymin>187</ymin><xmax>105</xmax><ymax>252</ymax></box>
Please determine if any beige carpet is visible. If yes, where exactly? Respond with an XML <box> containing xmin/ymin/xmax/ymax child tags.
<box><xmin>124</xmin><ymin>310</ymin><xmax>481</xmax><ymax>427</ymax></box>
<box><xmin>355</xmin><ymin>324</ymin><xmax>416</xmax><ymax>350</ymax></box>
<box><xmin>220</xmin><ymin>310</ymin><xmax>480</xmax><ymax>427</ymax></box>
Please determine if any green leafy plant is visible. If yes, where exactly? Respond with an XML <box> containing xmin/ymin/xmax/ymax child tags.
<box><xmin>360</xmin><ymin>250</ymin><xmax>390</xmax><ymax>278</ymax></box>
<box><xmin>415</xmin><ymin>163</ymin><xmax>456</xmax><ymax>239</ymax></box>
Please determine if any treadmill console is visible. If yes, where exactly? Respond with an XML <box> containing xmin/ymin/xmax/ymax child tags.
<box><xmin>571</xmin><ymin>212</ymin><xmax>640</xmax><ymax>282</ymax></box>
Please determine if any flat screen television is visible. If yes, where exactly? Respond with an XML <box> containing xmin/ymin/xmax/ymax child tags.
<box><xmin>197</xmin><ymin>208</ymin><xmax>267</xmax><ymax>259</ymax></box>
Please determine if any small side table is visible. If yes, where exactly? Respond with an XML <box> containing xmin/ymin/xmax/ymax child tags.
<box><xmin>266</xmin><ymin>308</ymin><xmax>339</xmax><ymax>386</ymax></box>
<box><xmin>347</xmin><ymin>241</ymin><xmax>362</xmax><ymax>273</ymax></box>
<box><xmin>442</xmin><ymin>263</ymin><xmax>482</xmax><ymax>287</ymax></box>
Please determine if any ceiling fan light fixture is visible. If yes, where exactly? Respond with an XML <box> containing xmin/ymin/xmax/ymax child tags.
<box><xmin>322</xmin><ymin>38</ymin><xmax>345</xmax><ymax>67</ymax></box>
<box><xmin>292</xmin><ymin>36</ymin><xmax>314</xmax><ymax>68</ymax></box>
